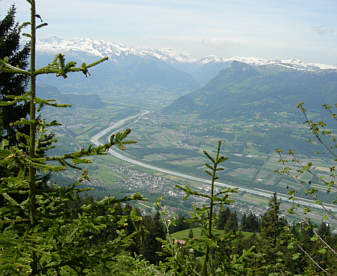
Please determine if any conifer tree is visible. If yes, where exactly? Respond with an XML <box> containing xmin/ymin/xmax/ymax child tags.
<box><xmin>139</xmin><ymin>212</ymin><xmax>166</xmax><ymax>264</ymax></box>
<box><xmin>0</xmin><ymin>5</ymin><xmax>30</xmax><ymax>141</ymax></box>
<box><xmin>317</xmin><ymin>222</ymin><xmax>331</xmax><ymax>239</ymax></box>
<box><xmin>188</xmin><ymin>228</ymin><xmax>194</xmax><ymax>239</ymax></box>
<box><xmin>260</xmin><ymin>193</ymin><xmax>284</xmax><ymax>246</ymax></box>
<box><xmin>0</xmin><ymin>1</ymin><xmax>143</xmax><ymax>274</ymax></box>
<box><xmin>175</xmin><ymin>141</ymin><xmax>240</xmax><ymax>275</ymax></box>
<box><xmin>216</xmin><ymin>207</ymin><xmax>230</xmax><ymax>230</ymax></box>
<box><xmin>169</xmin><ymin>214</ymin><xmax>189</xmax><ymax>233</ymax></box>
<box><xmin>0</xmin><ymin>5</ymin><xmax>52</xmax><ymax>196</ymax></box>
<box><xmin>0</xmin><ymin>5</ymin><xmax>32</xmax><ymax>219</ymax></box>
<box><xmin>240</xmin><ymin>213</ymin><xmax>247</xmax><ymax>231</ymax></box>
<box><xmin>259</xmin><ymin>193</ymin><xmax>289</xmax><ymax>273</ymax></box>
<box><xmin>0</xmin><ymin>5</ymin><xmax>30</xmax><ymax>159</ymax></box>
<box><xmin>225</xmin><ymin>211</ymin><xmax>238</xmax><ymax>232</ymax></box>
<box><xmin>245</xmin><ymin>212</ymin><xmax>260</xmax><ymax>232</ymax></box>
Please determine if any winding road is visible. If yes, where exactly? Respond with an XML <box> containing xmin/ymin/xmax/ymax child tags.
<box><xmin>90</xmin><ymin>111</ymin><xmax>337</xmax><ymax>213</ymax></box>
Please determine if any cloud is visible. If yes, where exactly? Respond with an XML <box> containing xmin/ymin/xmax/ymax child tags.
<box><xmin>200</xmin><ymin>37</ymin><xmax>295</xmax><ymax>51</ymax></box>
<box><xmin>201</xmin><ymin>38</ymin><xmax>244</xmax><ymax>49</ymax></box>
<box><xmin>313</xmin><ymin>26</ymin><xmax>337</xmax><ymax>36</ymax></box>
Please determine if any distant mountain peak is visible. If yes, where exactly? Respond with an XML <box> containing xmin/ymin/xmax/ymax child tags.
<box><xmin>220</xmin><ymin>57</ymin><xmax>337</xmax><ymax>71</ymax></box>
<box><xmin>37</xmin><ymin>37</ymin><xmax>337</xmax><ymax>71</ymax></box>
<box><xmin>199</xmin><ymin>55</ymin><xmax>222</xmax><ymax>64</ymax></box>
<box><xmin>37</xmin><ymin>37</ymin><xmax>129</xmax><ymax>58</ymax></box>
<box><xmin>37</xmin><ymin>37</ymin><xmax>197</xmax><ymax>63</ymax></box>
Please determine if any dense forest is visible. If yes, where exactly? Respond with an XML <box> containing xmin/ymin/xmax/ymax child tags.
<box><xmin>1</xmin><ymin>2</ymin><xmax>337</xmax><ymax>275</ymax></box>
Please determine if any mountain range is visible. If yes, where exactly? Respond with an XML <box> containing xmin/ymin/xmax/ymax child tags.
<box><xmin>37</xmin><ymin>37</ymin><xmax>337</xmax><ymax>95</ymax></box>
<box><xmin>38</xmin><ymin>37</ymin><xmax>337</xmax><ymax>71</ymax></box>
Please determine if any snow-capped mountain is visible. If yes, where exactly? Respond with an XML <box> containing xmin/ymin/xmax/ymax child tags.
<box><xmin>36</xmin><ymin>37</ymin><xmax>200</xmax><ymax>93</ymax></box>
<box><xmin>36</xmin><ymin>37</ymin><xmax>337</xmax><ymax>96</ymax></box>
<box><xmin>37</xmin><ymin>37</ymin><xmax>337</xmax><ymax>71</ymax></box>
<box><xmin>37</xmin><ymin>37</ymin><xmax>197</xmax><ymax>63</ymax></box>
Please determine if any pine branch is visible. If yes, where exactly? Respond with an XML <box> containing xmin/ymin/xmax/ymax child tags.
<box><xmin>0</xmin><ymin>59</ymin><xmax>30</xmax><ymax>75</ymax></box>
<box><xmin>297</xmin><ymin>243</ymin><xmax>329</xmax><ymax>275</ymax></box>
<box><xmin>313</xmin><ymin>229</ymin><xmax>337</xmax><ymax>256</ymax></box>
<box><xmin>34</xmin><ymin>56</ymin><xmax>108</xmax><ymax>77</ymax></box>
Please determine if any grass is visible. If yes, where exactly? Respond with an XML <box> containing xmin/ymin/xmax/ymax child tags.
<box><xmin>95</xmin><ymin>167</ymin><xmax>126</xmax><ymax>187</ymax></box>
<box><xmin>171</xmin><ymin>227</ymin><xmax>254</xmax><ymax>240</ymax></box>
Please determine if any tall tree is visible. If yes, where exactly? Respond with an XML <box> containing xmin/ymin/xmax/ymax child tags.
<box><xmin>260</xmin><ymin>193</ymin><xmax>285</xmax><ymax>246</ymax></box>
<box><xmin>317</xmin><ymin>222</ymin><xmax>331</xmax><ymax>240</ymax></box>
<box><xmin>245</xmin><ymin>212</ymin><xmax>260</xmax><ymax>232</ymax></box>
<box><xmin>216</xmin><ymin>207</ymin><xmax>230</xmax><ymax>230</ymax></box>
<box><xmin>0</xmin><ymin>5</ymin><xmax>55</xmax><ymax>201</ymax></box>
<box><xmin>259</xmin><ymin>193</ymin><xmax>289</xmax><ymax>273</ymax></box>
<box><xmin>169</xmin><ymin>214</ymin><xmax>190</xmax><ymax>233</ymax></box>
<box><xmin>140</xmin><ymin>212</ymin><xmax>166</xmax><ymax>264</ymax></box>
<box><xmin>0</xmin><ymin>1</ymin><xmax>141</xmax><ymax>274</ymax></box>
<box><xmin>0</xmin><ymin>5</ymin><xmax>31</xmax><ymax>213</ymax></box>
<box><xmin>240</xmin><ymin>213</ymin><xmax>247</xmax><ymax>231</ymax></box>
<box><xmin>224</xmin><ymin>211</ymin><xmax>238</xmax><ymax>232</ymax></box>
<box><xmin>0</xmin><ymin>5</ymin><xmax>30</xmax><ymax>150</ymax></box>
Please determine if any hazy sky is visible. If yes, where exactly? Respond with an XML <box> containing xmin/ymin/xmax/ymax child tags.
<box><xmin>2</xmin><ymin>0</ymin><xmax>337</xmax><ymax>64</ymax></box>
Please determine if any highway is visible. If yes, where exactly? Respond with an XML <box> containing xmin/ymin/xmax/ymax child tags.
<box><xmin>90</xmin><ymin>111</ymin><xmax>337</xmax><ymax>213</ymax></box>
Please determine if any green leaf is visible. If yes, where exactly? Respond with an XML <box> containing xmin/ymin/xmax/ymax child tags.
<box><xmin>292</xmin><ymin>253</ymin><xmax>301</xmax><ymax>260</ymax></box>
<box><xmin>317</xmin><ymin>248</ymin><xmax>326</xmax><ymax>254</ymax></box>
<box><xmin>310</xmin><ymin>235</ymin><xmax>319</xmax><ymax>242</ymax></box>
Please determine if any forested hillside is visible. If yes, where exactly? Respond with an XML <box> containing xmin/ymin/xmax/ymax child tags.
<box><xmin>165</xmin><ymin>61</ymin><xmax>337</xmax><ymax>119</ymax></box>
<box><xmin>0</xmin><ymin>2</ymin><xmax>337</xmax><ymax>275</ymax></box>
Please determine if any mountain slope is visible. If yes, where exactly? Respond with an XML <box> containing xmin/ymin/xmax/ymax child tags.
<box><xmin>36</xmin><ymin>84</ymin><xmax>104</xmax><ymax>109</ymax></box>
<box><xmin>164</xmin><ymin>61</ymin><xmax>337</xmax><ymax>119</ymax></box>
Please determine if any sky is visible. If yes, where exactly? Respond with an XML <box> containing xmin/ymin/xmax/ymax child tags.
<box><xmin>2</xmin><ymin>0</ymin><xmax>337</xmax><ymax>64</ymax></box>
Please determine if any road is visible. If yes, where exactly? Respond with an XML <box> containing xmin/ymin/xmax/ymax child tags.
<box><xmin>90</xmin><ymin>111</ymin><xmax>337</xmax><ymax>213</ymax></box>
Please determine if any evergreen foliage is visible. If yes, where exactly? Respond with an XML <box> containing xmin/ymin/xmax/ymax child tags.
<box><xmin>0</xmin><ymin>3</ymin><xmax>50</xmax><ymax>227</ymax></box>
<box><xmin>173</xmin><ymin>141</ymin><xmax>250</xmax><ymax>275</ymax></box>
<box><xmin>240</xmin><ymin>213</ymin><xmax>247</xmax><ymax>231</ymax></box>
<box><xmin>169</xmin><ymin>214</ymin><xmax>190</xmax><ymax>233</ymax></box>
<box><xmin>138</xmin><ymin>211</ymin><xmax>166</xmax><ymax>264</ymax></box>
<box><xmin>0</xmin><ymin>5</ymin><xmax>30</xmax><ymax>169</ymax></box>
<box><xmin>216</xmin><ymin>207</ymin><xmax>230</xmax><ymax>230</ymax></box>
<box><xmin>258</xmin><ymin>193</ymin><xmax>290</xmax><ymax>273</ymax></box>
<box><xmin>224</xmin><ymin>211</ymin><xmax>238</xmax><ymax>232</ymax></box>
<box><xmin>245</xmin><ymin>212</ymin><xmax>260</xmax><ymax>232</ymax></box>
<box><xmin>0</xmin><ymin>1</ymin><xmax>143</xmax><ymax>274</ymax></box>
<box><xmin>188</xmin><ymin>228</ymin><xmax>194</xmax><ymax>239</ymax></box>
<box><xmin>260</xmin><ymin>193</ymin><xmax>286</xmax><ymax>247</ymax></box>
